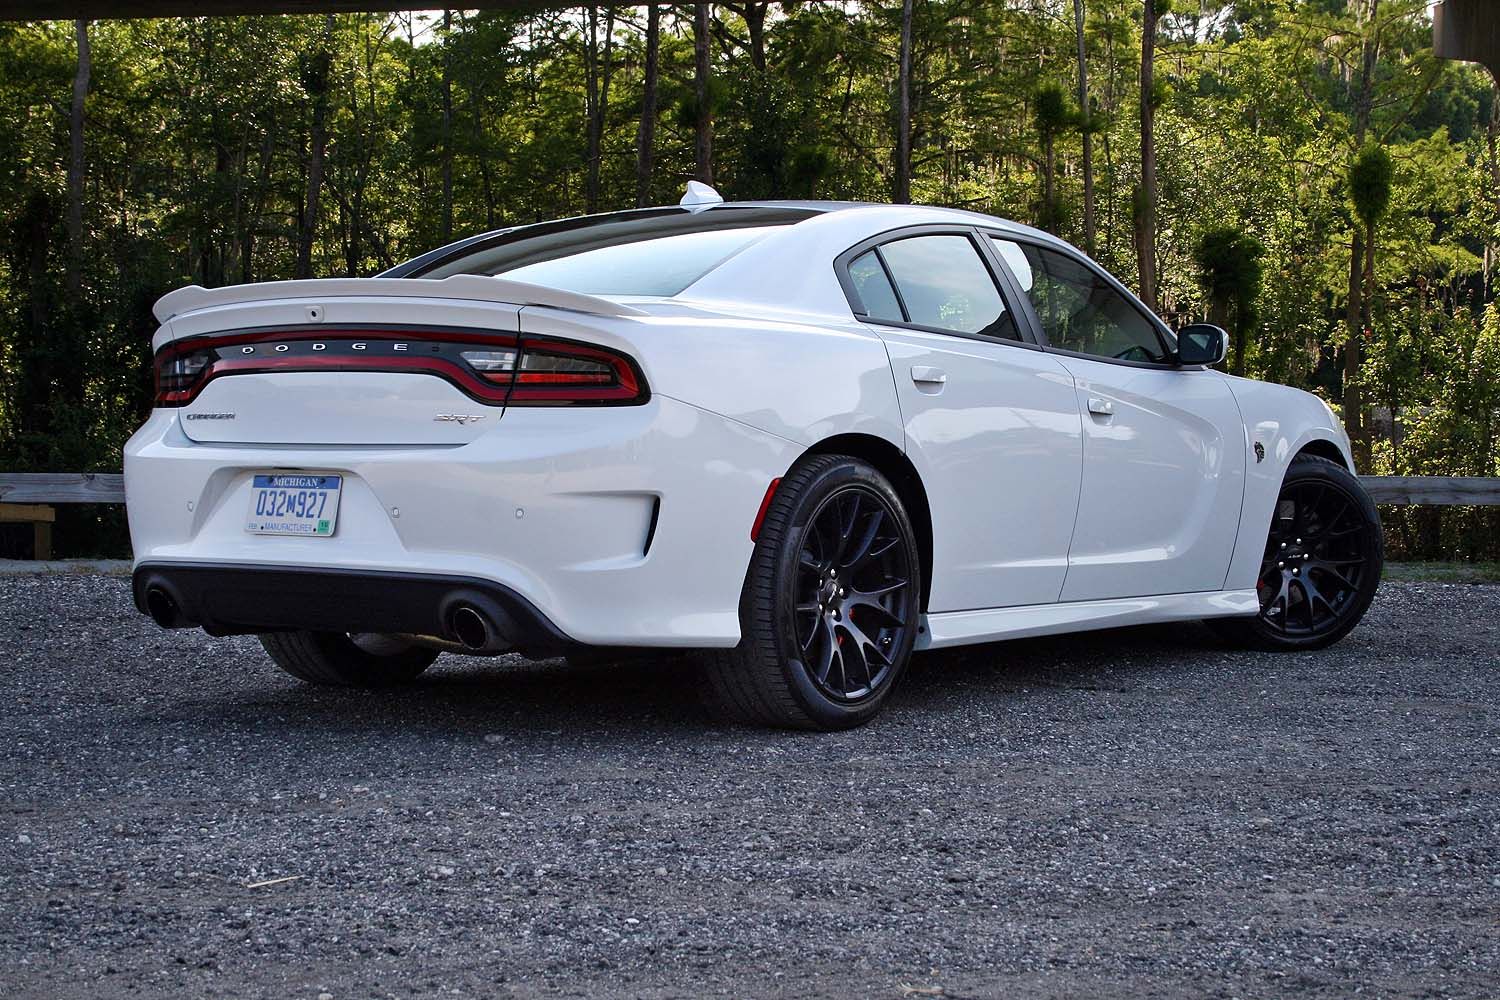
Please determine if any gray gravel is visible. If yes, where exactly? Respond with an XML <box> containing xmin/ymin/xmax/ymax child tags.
<box><xmin>1</xmin><ymin>574</ymin><xmax>1498</xmax><ymax>999</ymax></box>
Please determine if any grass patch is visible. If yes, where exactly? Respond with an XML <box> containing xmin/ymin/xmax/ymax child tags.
<box><xmin>1384</xmin><ymin>562</ymin><xmax>1500</xmax><ymax>584</ymax></box>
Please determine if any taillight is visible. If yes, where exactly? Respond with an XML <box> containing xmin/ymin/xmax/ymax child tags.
<box><xmin>508</xmin><ymin>339</ymin><xmax>643</xmax><ymax>404</ymax></box>
<box><xmin>458</xmin><ymin>349</ymin><xmax>518</xmax><ymax>381</ymax></box>
<box><xmin>154</xmin><ymin>348</ymin><xmax>215</xmax><ymax>406</ymax></box>
<box><xmin>153</xmin><ymin>328</ymin><xmax>647</xmax><ymax>407</ymax></box>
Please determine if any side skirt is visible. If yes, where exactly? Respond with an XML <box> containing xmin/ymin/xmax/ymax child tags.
<box><xmin>917</xmin><ymin>589</ymin><xmax>1259</xmax><ymax>650</ymax></box>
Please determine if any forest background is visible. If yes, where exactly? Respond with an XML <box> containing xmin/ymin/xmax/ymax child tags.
<box><xmin>1</xmin><ymin>1</ymin><xmax>1496</xmax><ymax>558</ymax></box>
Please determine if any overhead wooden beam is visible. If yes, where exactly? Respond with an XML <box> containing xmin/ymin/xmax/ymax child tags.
<box><xmin>0</xmin><ymin>0</ymin><xmax>582</xmax><ymax>19</ymax></box>
<box><xmin>1433</xmin><ymin>0</ymin><xmax>1500</xmax><ymax>82</ymax></box>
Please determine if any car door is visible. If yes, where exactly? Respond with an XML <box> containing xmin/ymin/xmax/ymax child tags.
<box><xmin>838</xmin><ymin>228</ymin><xmax>1083</xmax><ymax>612</ymax></box>
<box><xmin>984</xmin><ymin>235</ymin><xmax>1246</xmax><ymax>603</ymax></box>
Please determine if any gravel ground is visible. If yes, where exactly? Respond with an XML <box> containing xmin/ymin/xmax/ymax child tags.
<box><xmin>1</xmin><ymin>574</ymin><xmax>1498</xmax><ymax>999</ymax></box>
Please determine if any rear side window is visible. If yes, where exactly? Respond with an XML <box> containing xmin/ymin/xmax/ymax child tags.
<box><xmin>847</xmin><ymin>250</ymin><xmax>904</xmax><ymax>323</ymax></box>
<box><xmin>873</xmin><ymin>234</ymin><xmax>1018</xmax><ymax>340</ymax></box>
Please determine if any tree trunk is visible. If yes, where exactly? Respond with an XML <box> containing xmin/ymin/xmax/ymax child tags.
<box><xmin>441</xmin><ymin>8</ymin><xmax>453</xmax><ymax>241</ymax></box>
<box><xmin>1343</xmin><ymin>0</ymin><xmax>1380</xmax><ymax>471</ymax></box>
<box><xmin>693</xmin><ymin>4</ymin><xmax>713</xmax><ymax>185</ymax></box>
<box><xmin>1343</xmin><ymin>225</ymin><xmax>1366</xmax><ymax>465</ymax></box>
<box><xmin>66</xmin><ymin>19</ymin><xmax>90</xmax><ymax>298</ymax></box>
<box><xmin>635</xmin><ymin>3</ymin><xmax>659</xmax><ymax>207</ymax></box>
<box><xmin>1487</xmin><ymin>79</ymin><xmax>1499</xmax><ymax>301</ymax></box>
<box><xmin>584</xmin><ymin>5</ymin><xmax>617</xmax><ymax>214</ymax></box>
<box><xmin>1102</xmin><ymin>3</ymin><xmax>1117</xmax><ymax>250</ymax></box>
<box><xmin>1043</xmin><ymin>134</ymin><xmax>1055</xmax><ymax>229</ymax></box>
<box><xmin>20</xmin><ymin>192</ymin><xmax>55</xmax><ymax>445</ymax></box>
<box><xmin>585</xmin><ymin>4</ymin><xmax>600</xmax><ymax>213</ymax></box>
<box><xmin>1073</xmin><ymin>0</ymin><xmax>1095</xmax><ymax>255</ymax></box>
<box><xmin>470</xmin><ymin>95</ymin><xmax>496</xmax><ymax>229</ymax></box>
<box><xmin>296</xmin><ymin>14</ymin><xmax>334</xmax><ymax>280</ymax></box>
<box><xmin>1134</xmin><ymin>0</ymin><xmax>1158</xmax><ymax>310</ymax></box>
<box><xmin>744</xmin><ymin>2</ymin><xmax>768</xmax><ymax>74</ymax></box>
<box><xmin>243</xmin><ymin>119</ymin><xmax>276</xmax><ymax>285</ymax></box>
<box><xmin>599</xmin><ymin>7</ymin><xmax>616</xmax><ymax>199</ymax></box>
<box><xmin>895</xmin><ymin>0</ymin><xmax>913</xmax><ymax>204</ymax></box>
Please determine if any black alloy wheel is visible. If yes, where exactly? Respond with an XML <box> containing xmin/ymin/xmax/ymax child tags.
<box><xmin>793</xmin><ymin>486</ymin><xmax>915</xmax><ymax>702</ymax></box>
<box><xmin>1210</xmin><ymin>454</ymin><xmax>1382</xmax><ymax>651</ymax></box>
<box><xmin>700</xmin><ymin>453</ymin><xmax>922</xmax><ymax>730</ymax></box>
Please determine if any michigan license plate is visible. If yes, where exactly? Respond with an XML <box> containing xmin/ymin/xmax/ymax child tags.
<box><xmin>245</xmin><ymin>474</ymin><xmax>341</xmax><ymax>536</ymax></box>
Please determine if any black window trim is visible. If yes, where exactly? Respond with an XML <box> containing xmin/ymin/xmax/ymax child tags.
<box><xmin>385</xmin><ymin>205</ymin><xmax>821</xmax><ymax>282</ymax></box>
<box><xmin>976</xmin><ymin>230</ymin><xmax>1205</xmax><ymax>372</ymax></box>
<box><xmin>834</xmin><ymin>225</ymin><xmax>1043</xmax><ymax>351</ymax></box>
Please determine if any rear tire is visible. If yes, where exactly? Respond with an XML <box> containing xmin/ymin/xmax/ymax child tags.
<box><xmin>699</xmin><ymin>454</ymin><xmax>922</xmax><ymax>730</ymax></box>
<box><xmin>1207</xmin><ymin>454</ymin><xmax>1382</xmax><ymax>651</ymax></box>
<box><xmin>260</xmin><ymin>631</ymin><xmax>437</xmax><ymax>687</ymax></box>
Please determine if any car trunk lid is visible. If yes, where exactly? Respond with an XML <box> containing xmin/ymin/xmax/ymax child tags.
<box><xmin>153</xmin><ymin>276</ymin><xmax>641</xmax><ymax>446</ymax></box>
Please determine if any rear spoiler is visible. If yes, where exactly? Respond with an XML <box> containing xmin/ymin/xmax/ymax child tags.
<box><xmin>151</xmin><ymin>274</ymin><xmax>647</xmax><ymax>323</ymax></box>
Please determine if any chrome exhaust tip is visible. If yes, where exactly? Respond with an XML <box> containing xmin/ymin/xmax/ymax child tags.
<box><xmin>448</xmin><ymin>604</ymin><xmax>491</xmax><ymax>651</ymax></box>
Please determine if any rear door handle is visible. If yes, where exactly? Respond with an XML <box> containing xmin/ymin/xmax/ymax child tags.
<box><xmin>911</xmin><ymin>366</ymin><xmax>948</xmax><ymax>387</ymax></box>
<box><xmin>1087</xmin><ymin>396</ymin><xmax>1113</xmax><ymax>416</ymax></box>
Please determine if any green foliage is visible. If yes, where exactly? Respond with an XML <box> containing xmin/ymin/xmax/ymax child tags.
<box><xmin>1349</xmin><ymin>144</ymin><xmax>1395</xmax><ymax>229</ymax></box>
<box><xmin>1033</xmin><ymin>82</ymin><xmax>1072</xmax><ymax>140</ymax></box>
<box><xmin>0</xmin><ymin>3</ymin><xmax>1494</xmax><ymax>559</ymax></box>
<box><xmin>1195</xmin><ymin>228</ymin><xmax>1263</xmax><ymax>305</ymax></box>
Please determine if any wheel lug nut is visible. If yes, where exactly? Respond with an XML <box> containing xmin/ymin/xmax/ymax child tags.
<box><xmin>1280</xmin><ymin>542</ymin><xmax>1287</xmax><ymax>549</ymax></box>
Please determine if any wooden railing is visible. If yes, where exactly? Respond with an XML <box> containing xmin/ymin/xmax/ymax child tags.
<box><xmin>1358</xmin><ymin>477</ymin><xmax>1500</xmax><ymax>506</ymax></box>
<box><xmin>0</xmin><ymin>472</ymin><xmax>126</xmax><ymax>504</ymax></box>
<box><xmin>2</xmin><ymin>472</ymin><xmax>1500</xmax><ymax>507</ymax></box>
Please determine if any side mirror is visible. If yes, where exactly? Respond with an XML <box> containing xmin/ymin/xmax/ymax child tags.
<box><xmin>1176</xmin><ymin>323</ymin><xmax>1227</xmax><ymax>366</ymax></box>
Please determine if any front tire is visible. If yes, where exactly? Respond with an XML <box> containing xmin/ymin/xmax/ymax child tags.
<box><xmin>1209</xmin><ymin>454</ymin><xmax>1382</xmax><ymax>651</ymax></box>
<box><xmin>260</xmin><ymin>631</ymin><xmax>438</xmax><ymax>687</ymax></box>
<box><xmin>700</xmin><ymin>454</ymin><xmax>922</xmax><ymax>730</ymax></box>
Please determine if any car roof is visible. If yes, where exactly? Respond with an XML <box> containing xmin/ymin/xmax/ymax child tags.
<box><xmin>380</xmin><ymin>200</ymin><xmax>1074</xmax><ymax>281</ymax></box>
<box><xmin>671</xmin><ymin>201</ymin><xmax>1082</xmax><ymax>319</ymax></box>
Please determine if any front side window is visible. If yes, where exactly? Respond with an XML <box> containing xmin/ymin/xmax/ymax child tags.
<box><xmin>873</xmin><ymin>234</ymin><xmax>1019</xmax><ymax>340</ymax></box>
<box><xmin>992</xmin><ymin>238</ymin><xmax>1167</xmax><ymax>363</ymax></box>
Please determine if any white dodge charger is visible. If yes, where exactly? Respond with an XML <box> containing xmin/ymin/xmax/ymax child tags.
<box><xmin>125</xmin><ymin>185</ymin><xmax>1382</xmax><ymax>729</ymax></box>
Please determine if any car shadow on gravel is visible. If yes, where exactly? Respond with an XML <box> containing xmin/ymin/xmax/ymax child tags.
<box><xmin>199</xmin><ymin>619</ymin><xmax>1233</xmax><ymax>739</ymax></box>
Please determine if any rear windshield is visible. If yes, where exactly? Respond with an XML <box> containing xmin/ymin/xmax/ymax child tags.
<box><xmin>403</xmin><ymin>207</ymin><xmax>817</xmax><ymax>296</ymax></box>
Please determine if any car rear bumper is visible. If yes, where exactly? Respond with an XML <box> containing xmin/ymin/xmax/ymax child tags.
<box><xmin>133</xmin><ymin>561</ymin><xmax>574</xmax><ymax>657</ymax></box>
<box><xmin>123</xmin><ymin>395</ymin><xmax>799</xmax><ymax>648</ymax></box>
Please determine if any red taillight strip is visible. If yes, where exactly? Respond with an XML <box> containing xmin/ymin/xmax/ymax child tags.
<box><xmin>510</xmin><ymin>337</ymin><xmax>643</xmax><ymax>404</ymax></box>
<box><xmin>152</xmin><ymin>327</ymin><xmax>649</xmax><ymax>408</ymax></box>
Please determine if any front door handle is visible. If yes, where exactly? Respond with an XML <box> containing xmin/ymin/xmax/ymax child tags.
<box><xmin>911</xmin><ymin>366</ymin><xmax>948</xmax><ymax>387</ymax></box>
<box><xmin>1087</xmin><ymin>396</ymin><xmax>1113</xmax><ymax>416</ymax></box>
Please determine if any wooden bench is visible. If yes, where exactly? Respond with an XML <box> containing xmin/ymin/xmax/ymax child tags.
<box><xmin>0</xmin><ymin>503</ymin><xmax>55</xmax><ymax>560</ymax></box>
<box><xmin>0</xmin><ymin>474</ymin><xmax>124</xmax><ymax>560</ymax></box>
